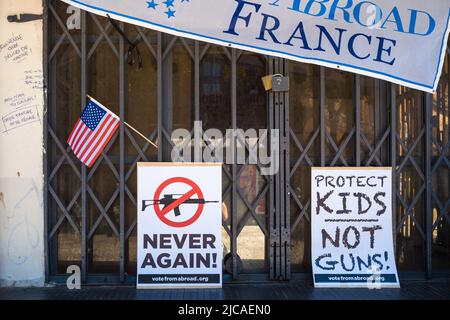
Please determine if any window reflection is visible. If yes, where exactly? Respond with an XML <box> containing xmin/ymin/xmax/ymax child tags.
<box><xmin>200</xmin><ymin>46</ymin><xmax>231</xmax><ymax>133</ymax></box>
<box><xmin>289</xmin><ymin>63</ymin><xmax>319</xmax><ymax>271</ymax></box>
<box><xmin>432</xmin><ymin>55</ymin><xmax>450</xmax><ymax>271</ymax></box>
<box><xmin>325</xmin><ymin>69</ymin><xmax>355</xmax><ymax>164</ymax></box>
<box><xmin>235</xmin><ymin>53</ymin><xmax>268</xmax><ymax>272</ymax></box>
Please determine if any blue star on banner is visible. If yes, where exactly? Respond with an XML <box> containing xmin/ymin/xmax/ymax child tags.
<box><xmin>145</xmin><ymin>0</ymin><xmax>191</xmax><ymax>19</ymax></box>
<box><xmin>163</xmin><ymin>0</ymin><xmax>175</xmax><ymax>7</ymax></box>
<box><xmin>146</xmin><ymin>0</ymin><xmax>158</xmax><ymax>9</ymax></box>
<box><xmin>165</xmin><ymin>8</ymin><xmax>176</xmax><ymax>18</ymax></box>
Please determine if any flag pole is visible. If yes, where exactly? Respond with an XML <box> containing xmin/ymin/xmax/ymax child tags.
<box><xmin>123</xmin><ymin>121</ymin><xmax>158</xmax><ymax>149</ymax></box>
<box><xmin>87</xmin><ymin>94</ymin><xmax>158</xmax><ymax>149</ymax></box>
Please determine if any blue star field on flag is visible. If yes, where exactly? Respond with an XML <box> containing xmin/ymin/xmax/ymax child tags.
<box><xmin>80</xmin><ymin>101</ymin><xmax>107</xmax><ymax>131</ymax></box>
<box><xmin>145</xmin><ymin>0</ymin><xmax>193</xmax><ymax>19</ymax></box>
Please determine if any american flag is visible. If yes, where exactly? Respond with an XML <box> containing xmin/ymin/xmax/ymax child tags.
<box><xmin>67</xmin><ymin>97</ymin><xmax>120</xmax><ymax>167</ymax></box>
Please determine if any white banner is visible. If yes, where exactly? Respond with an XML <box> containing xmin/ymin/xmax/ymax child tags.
<box><xmin>311</xmin><ymin>167</ymin><xmax>399</xmax><ymax>288</ymax></box>
<box><xmin>60</xmin><ymin>0</ymin><xmax>450</xmax><ymax>93</ymax></box>
<box><xmin>137</xmin><ymin>163</ymin><xmax>222</xmax><ymax>288</ymax></box>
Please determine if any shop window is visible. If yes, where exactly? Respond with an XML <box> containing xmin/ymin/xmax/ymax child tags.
<box><xmin>432</xmin><ymin>54</ymin><xmax>450</xmax><ymax>272</ymax></box>
<box><xmin>47</xmin><ymin>0</ymin><xmax>450</xmax><ymax>280</ymax></box>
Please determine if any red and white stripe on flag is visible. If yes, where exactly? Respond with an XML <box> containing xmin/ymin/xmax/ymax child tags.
<box><xmin>67</xmin><ymin>98</ymin><xmax>120</xmax><ymax>167</ymax></box>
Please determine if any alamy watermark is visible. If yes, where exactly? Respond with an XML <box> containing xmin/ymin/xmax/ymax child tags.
<box><xmin>366</xmin><ymin>266</ymin><xmax>382</xmax><ymax>290</ymax></box>
<box><xmin>66</xmin><ymin>265</ymin><xmax>81</xmax><ymax>289</ymax></box>
<box><xmin>171</xmin><ymin>121</ymin><xmax>280</xmax><ymax>176</ymax></box>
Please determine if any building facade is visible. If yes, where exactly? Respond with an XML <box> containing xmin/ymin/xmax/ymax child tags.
<box><xmin>0</xmin><ymin>0</ymin><xmax>449</xmax><ymax>286</ymax></box>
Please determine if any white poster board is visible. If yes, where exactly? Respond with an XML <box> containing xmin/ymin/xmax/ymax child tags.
<box><xmin>311</xmin><ymin>167</ymin><xmax>399</xmax><ymax>288</ymax></box>
<box><xmin>137</xmin><ymin>162</ymin><xmax>222</xmax><ymax>289</ymax></box>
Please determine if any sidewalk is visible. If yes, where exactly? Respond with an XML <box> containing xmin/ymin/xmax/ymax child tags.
<box><xmin>1</xmin><ymin>279</ymin><xmax>450</xmax><ymax>300</ymax></box>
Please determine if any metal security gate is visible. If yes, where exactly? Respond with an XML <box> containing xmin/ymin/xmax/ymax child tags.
<box><xmin>284</xmin><ymin>59</ymin><xmax>450</xmax><ymax>278</ymax></box>
<box><xmin>44</xmin><ymin>0</ymin><xmax>281</xmax><ymax>284</ymax></box>
<box><xmin>285</xmin><ymin>68</ymin><xmax>392</xmax><ymax>277</ymax></box>
<box><xmin>44</xmin><ymin>0</ymin><xmax>450</xmax><ymax>284</ymax></box>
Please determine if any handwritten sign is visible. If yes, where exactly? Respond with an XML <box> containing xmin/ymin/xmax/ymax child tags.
<box><xmin>2</xmin><ymin>105</ymin><xmax>40</xmax><ymax>134</ymax></box>
<box><xmin>3</xmin><ymin>93</ymin><xmax>35</xmax><ymax>108</ymax></box>
<box><xmin>24</xmin><ymin>69</ymin><xmax>44</xmax><ymax>90</ymax></box>
<box><xmin>311</xmin><ymin>167</ymin><xmax>399</xmax><ymax>288</ymax></box>
<box><xmin>0</xmin><ymin>34</ymin><xmax>32</xmax><ymax>64</ymax></box>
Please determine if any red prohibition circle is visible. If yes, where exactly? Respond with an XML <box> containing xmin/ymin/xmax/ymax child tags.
<box><xmin>152</xmin><ymin>177</ymin><xmax>204</xmax><ymax>228</ymax></box>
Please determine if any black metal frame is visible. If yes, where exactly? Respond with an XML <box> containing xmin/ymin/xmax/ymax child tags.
<box><xmin>285</xmin><ymin>59</ymin><xmax>450</xmax><ymax>279</ymax></box>
<box><xmin>43</xmin><ymin>0</ymin><xmax>450</xmax><ymax>284</ymax></box>
<box><xmin>44</xmin><ymin>0</ymin><xmax>277</xmax><ymax>284</ymax></box>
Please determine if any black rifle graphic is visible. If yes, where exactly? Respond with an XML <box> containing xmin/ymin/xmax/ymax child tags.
<box><xmin>142</xmin><ymin>194</ymin><xmax>219</xmax><ymax>216</ymax></box>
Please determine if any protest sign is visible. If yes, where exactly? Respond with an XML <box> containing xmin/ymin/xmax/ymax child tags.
<box><xmin>311</xmin><ymin>167</ymin><xmax>399</xmax><ymax>288</ymax></box>
<box><xmin>137</xmin><ymin>163</ymin><xmax>222</xmax><ymax>288</ymax></box>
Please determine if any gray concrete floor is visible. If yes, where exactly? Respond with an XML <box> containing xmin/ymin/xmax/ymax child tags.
<box><xmin>1</xmin><ymin>279</ymin><xmax>450</xmax><ymax>300</ymax></box>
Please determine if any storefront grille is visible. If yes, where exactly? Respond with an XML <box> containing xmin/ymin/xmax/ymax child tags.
<box><xmin>43</xmin><ymin>0</ymin><xmax>450</xmax><ymax>284</ymax></box>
